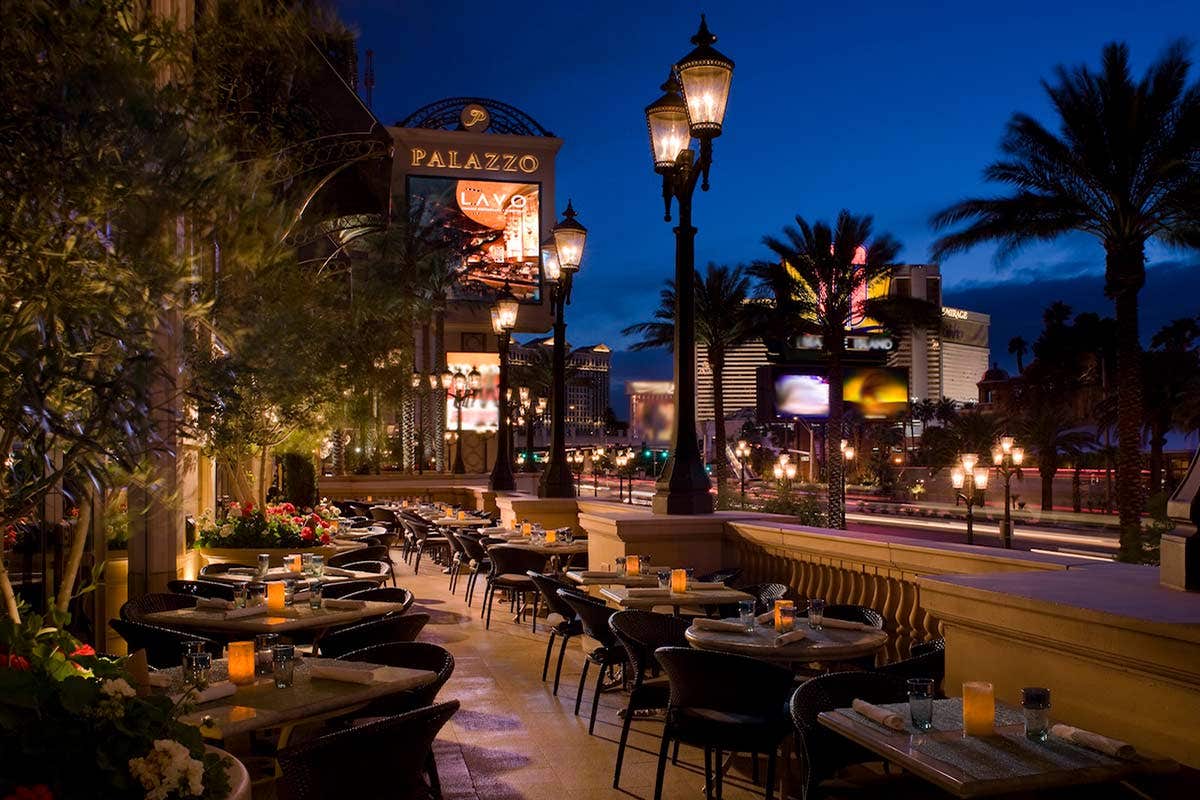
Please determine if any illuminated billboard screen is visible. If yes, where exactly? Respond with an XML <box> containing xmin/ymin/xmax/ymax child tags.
<box><xmin>408</xmin><ymin>176</ymin><xmax>542</xmax><ymax>301</ymax></box>
<box><xmin>757</xmin><ymin>365</ymin><xmax>908</xmax><ymax>420</ymax></box>
<box><xmin>445</xmin><ymin>353</ymin><xmax>499</xmax><ymax>431</ymax></box>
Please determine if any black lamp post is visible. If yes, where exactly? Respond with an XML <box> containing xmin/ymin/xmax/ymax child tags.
<box><xmin>446</xmin><ymin>366</ymin><xmax>480</xmax><ymax>475</ymax></box>
<box><xmin>951</xmin><ymin>453</ymin><xmax>989</xmax><ymax>545</ymax></box>
<box><xmin>734</xmin><ymin>439</ymin><xmax>751</xmax><ymax>508</ymax></box>
<box><xmin>538</xmin><ymin>204</ymin><xmax>588</xmax><ymax>499</ymax></box>
<box><xmin>645</xmin><ymin>15</ymin><xmax>734</xmax><ymax>515</ymax></box>
<box><xmin>991</xmin><ymin>436</ymin><xmax>1024</xmax><ymax>548</ymax></box>
<box><xmin>489</xmin><ymin>287</ymin><xmax>519</xmax><ymax>491</ymax></box>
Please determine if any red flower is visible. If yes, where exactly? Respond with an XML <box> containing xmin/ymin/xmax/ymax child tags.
<box><xmin>319</xmin><ymin>520</ymin><xmax>330</xmax><ymax>529</ymax></box>
<box><xmin>70</xmin><ymin>644</ymin><xmax>96</xmax><ymax>658</ymax></box>
<box><xmin>292</xmin><ymin>516</ymin><xmax>304</xmax><ymax>525</ymax></box>
<box><xmin>5</xmin><ymin>785</ymin><xmax>53</xmax><ymax>800</ymax></box>
<box><xmin>319</xmin><ymin>532</ymin><xmax>331</xmax><ymax>545</ymax></box>
<box><xmin>0</xmin><ymin>654</ymin><xmax>31</xmax><ymax>670</ymax></box>
<box><xmin>241</xmin><ymin>502</ymin><xmax>254</xmax><ymax>516</ymax></box>
<box><xmin>283</xmin><ymin>503</ymin><xmax>296</xmax><ymax>514</ymax></box>
<box><xmin>309</xmin><ymin>514</ymin><xmax>321</xmax><ymax>526</ymax></box>
<box><xmin>300</xmin><ymin>527</ymin><xmax>315</xmax><ymax>542</ymax></box>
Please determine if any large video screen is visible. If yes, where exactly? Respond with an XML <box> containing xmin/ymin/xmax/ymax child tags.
<box><xmin>758</xmin><ymin>365</ymin><xmax>908</xmax><ymax>420</ymax></box>
<box><xmin>843</xmin><ymin>367</ymin><xmax>908</xmax><ymax>418</ymax></box>
<box><xmin>774</xmin><ymin>373</ymin><xmax>830</xmax><ymax>417</ymax></box>
<box><xmin>408</xmin><ymin>176</ymin><xmax>542</xmax><ymax>301</ymax></box>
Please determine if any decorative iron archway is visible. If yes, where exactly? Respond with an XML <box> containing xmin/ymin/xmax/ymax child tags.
<box><xmin>398</xmin><ymin>97</ymin><xmax>555</xmax><ymax>137</ymax></box>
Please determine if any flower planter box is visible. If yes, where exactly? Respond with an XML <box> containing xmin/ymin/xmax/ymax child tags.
<box><xmin>103</xmin><ymin>555</ymin><xmax>129</xmax><ymax>655</ymax></box>
<box><xmin>197</xmin><ymin>545</ymin><xmax>340</xmax><ymax>569</ymax></box>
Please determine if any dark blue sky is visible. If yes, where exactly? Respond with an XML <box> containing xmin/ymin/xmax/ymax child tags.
<box><xmin>337</xmin><ymin>0</ymin><xmax>1200</xmax><ymax>387</ymax></box>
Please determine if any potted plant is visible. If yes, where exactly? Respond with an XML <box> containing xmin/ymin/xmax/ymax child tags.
<box><xmin>0</xmin><ymin>606</ymin><xmax>243</xmax><ymax>799</ymax></box>
<box><xmin>194</xmin><ymin>502</ymin><xmax>339</xmax><ymax>567</ymax></box>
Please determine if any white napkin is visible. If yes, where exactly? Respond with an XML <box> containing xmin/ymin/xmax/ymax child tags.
<box><xmin>170</xmin><ymin>681</ymin><xmax>237</xmax><ymax>705</ymax></box>
<box><xmin>1050</xmin><ymin>724</ymin><xmax>1136</xmax><ymax>758</ymax></box>
<box><xmin>852</xmin><ymin>698</ymin><xmax>906</xmax><ymax>731</ymax></box>
<box><xmin>625</xmin><ymin>588</ymin><xmax>671</xmax><ymax>598</ymax></box>
<box><xmin>195</xmin><ymin>598</ymin><xmax>234</xmax><ymax>611</ymax></box>
<box><xmin>774</xmin><ymin>629</ymin><xmax>808</xmax><ymax>646</ymax></box>
<box><xmin>219</xmin><ymin>605</ymin><xmax>268</xmax><ymax>620</ymax></box>
<box><xmin>692</xmin><ymin>618</ymin><xmax>750</xmax><ymax>634</ymax></box>
<box><xmin>323</xmin><ymin>598</ymin><xmax>367</xmax><ymax>610</ymax></box>
<box><xmin>146</xmin><ymin>672</ymin><xmax>173</xmax><ymax>688</ymax></box>
<box><xmin>820</xmin><ymin>617</ymin><xmax>875</xmax><ymax>632</ymax></box>
<box><xmin>323</xmin><ymin>566</ymin><xmax>358</xmax><ymax>578</ymax></box>
<box><xmin>756</xmin><ymin>611</ymin><xmax>776</xmax><ymax>625</ymax></box>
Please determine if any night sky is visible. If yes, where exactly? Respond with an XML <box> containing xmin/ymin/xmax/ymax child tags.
<box><xmin>337</xmin><ymin>0</ymin><xmax>1200</xmax><ymax>391</ymax></box>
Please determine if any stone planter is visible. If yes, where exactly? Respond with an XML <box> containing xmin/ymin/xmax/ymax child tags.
<box><xmin>103</xmin><ymin>554</ymin><xmax>129</xmax><ymax>655</ymax></box>
<box><xmin>197</xmin><ymin>545</ymin><xmax>340</xmax><ymax>569</ymax></box>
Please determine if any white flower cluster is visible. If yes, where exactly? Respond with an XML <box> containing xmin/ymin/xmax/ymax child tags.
<box><xmin>217</xmin><ymin>523</ymin><xmax>234</xmax><ymax>539</ymax></box>
<box><xmin>101</xmin><ymin>678</ymin><xmax>137</xmax><ymax>699</ymax></box>
<box><xmin>94</xmin><ymin>677</ymin><xmax>138</xmax><ymax>720</ymax></box>
<box><xmin>128</xmin><ymin>739</ymin><xmax>205</xmax><ymax>800</ymax></box>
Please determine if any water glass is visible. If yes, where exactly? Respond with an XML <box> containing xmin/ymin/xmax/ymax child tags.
<box><xmin>684</xmin><ymin>568</ymin><xmax>695</xmax><ymax>590</ymax></box>
<box><xmin>233</xmin><ymin>584</ymin><xmax>248</xmax><ymax>609</ymax></box>
<box><xmin>907</xmin><ymin>678</ymin><xmax>935</xmax><ymax>731</ymax></box>
<box><xmin>640</xmin><ymin>555</ymin><xmax>652</xmax><ymax>571</ymax></box>
<box><xmin>562</xmin><ymin>529</ymin><xmax>574</xmax><ymax>544</ymax></box>
<box><xmin>738</xmin><ymin>600</ymin><xmax>756</xmax><ymax>632</ymax></box>
<box><xmin>182</xmin><ymin>651</ymin><xmax>212</xmax><ymax>690</ymax></box>
<box><xmin>309</xmin><ymin>583</ymin><xmax>323</xmax><ymax>610</ymax></box>
<box><xmin>246</xmin><ymin>582</ymin><xmax>266</xmax><ymax>608</ymax></box>
<box><xmin>311</xmin><ymin>555</ymin><xmax>324</xmax><ymax>578</ymax></box>
<box><xmin>283</xmin><ymin>580</ymin><xmax>296</xmax><ymax>607</ymax></box>
<box><xmin>808</xmin><ymin>598</ymin><xmax>826</xmax><ymax>630</ymax></box>
<box><xmin>1021</xmin><ymin>687</ymin><xmax>1051</xmax><ymax>742</ymax></box>
<box><xmin>256</xmin><ymin>553</ymin><xmax>270</xmax><ymax>579</ymax></box>
<box><xmin>615</xmin><ymin>556</ymin><xmax>626</xmax><ymax>576</ymax></box>
<box><xmin>272</xmin><ymin>644</ymin><xmax>295</xmax><ymax>689</ymax></box>
<box><xmin>657</xmin><ymin>570</ymin><xmax>671</xmax><ymax>590</ymax></box>
<box><xmin>301</xmin><ymin>552</ymin><xmax>314</xmax><ymax>576</ymax></box>
<box><xmin>254</xmin><ymin>633</ymin><xmax>279</xmax><ymax>677</ymax></box>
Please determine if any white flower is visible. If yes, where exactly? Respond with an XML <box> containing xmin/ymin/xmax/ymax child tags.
<box><xmin>218</xmin><ymin>523</ymin><xmax>234</xmax><ymax>539</ymax></box>
<box><xmin>129</xmin><ymin>739</ymin><xmax>205</xmax><ymax>800</ymax></box>
<box><xmin>101</xmin><ymin>677</ymin><xmax>136</xmax><ymax>699</ymax></box>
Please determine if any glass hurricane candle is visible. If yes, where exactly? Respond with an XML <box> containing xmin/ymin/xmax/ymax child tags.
<box><xmin>545</xmin><ymin>528</ymin><xmax>557</xmax><ymax>543</ymax></box>
<box><xmin>625</xmin><ymin>555</ymin><xmax>641</xmax><ymax>577</ymax></box>
<box><xmin>521</xmin><ymin>521</ymin><xmax>532</xmax><ymax>536</ymax></box>
<box><xmin>267</xmin><ymin>581</ymin><xmax>286</xmax><ymax>612</ymax></box>
<box><xmin>774</xmin><ymin>600</ymin><xmax>796</xmax><ymax>632</ymax></box>
<box><xmin>963</xmin><ymin>681</ymin><xmax>996</xmax><ymax>736</ymax></box>
<box><xmin>671</xmin><ymin>569</ymin><xmax>688</xmax><ymax>593</ymax></box>
<box><xmin>227</xmin><ymin>641</ymin><xmax>256</xmax><ymax>686</ymax></box>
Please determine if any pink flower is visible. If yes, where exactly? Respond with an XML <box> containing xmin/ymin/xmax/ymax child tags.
<box><xmin>292</xmin><ymin>516</ymin><xmax>304</xmax><ymax>525</ymax></box>
<box><xmin>241</xmin><ymin>502</ymin><xmax>254</xmax><ymax>517</ymax></box>
<box><xmin>70</xmin><ymin>644</ymin><xmax>96</xmax><ymax>658</ymax></box>
<box><xmin>300</xmin><ymin>527</ymin><xmax>315</xmax><ymax>542</ymax></box>
<box><xmin>0</xmin><ymin>654</ymin><xmax>31</xmax><ymax>670</ymax></box>
<box><xmin>282</xmin><ymin>503</ymin><xmax>296</xmax><ymax>514</ymax></box>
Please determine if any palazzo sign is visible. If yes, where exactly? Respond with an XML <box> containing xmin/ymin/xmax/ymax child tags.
<box><xmin>409</xmin><ymin>147</ymin><xmax>540</xmax><ymax>174</ymax></box>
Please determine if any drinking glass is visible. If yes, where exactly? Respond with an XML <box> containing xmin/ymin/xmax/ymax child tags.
<box><xmin>233</xmin><ymin>583</ymin><xmax>248</xmax><ymax>609</ymax></box>
<box><xmin>183</xmin><ymin>651</ymin><xmax>212</xmax><ymax>690</ymax></box>
<box><xmin>684</xmin><ymin>568</ymin><xmax>695</xmax><ymax>590</ymax></box>
<box><xmin>246</xmin><ymin>583</ymin><xmax>266</xmax><ymax>608</ymax></box>
<box><xmin>808</xmin><ymin>598</ymin><xmax>826</xmax><ymax>630</ymax></box>
<box><xmin>311</xmin><ymin>555</ymin><xmax>324</xmax><ymax>578</ymax></box>
<box><xmin>255</xmin><ymin>633</ymin><xmax>279</xmax><ymax>677</ymax></box>
<box><xmin>738</xmin><ymin>600</ymin><xmax>756</xmax><ymax>632</ymax></box>
<box><xmin>1021</xmin><ymin>687</ymin><xmax>1051</xmax><ymax>742</ymax></box>
<box><xmin>309</xmin><ymin>583</ymin><xmax>323</xmax><ymax>611</ymax></box>
<box><xmin>562</xmin><ymin>529</ymin><xmax>574</xmax><ymax>544</ymax></box>
<box><xmin>301</xmin><ymin>552</ymin><xmax>314</xmax><ymax>576</ymax></box>
<box><xmin>256</xmin><ymin>553</ymin><xmax>270</xmax><ymax>579</ymax></box>
<box><xmin>283</xmin><ymin>580</ymin><xmax>297</xmax><ymax>607</ymax></box>
<box><xmin>640</xmin><ymin>555</ymin><xmax>652</xmax><ymax>571</ymax></box>
<box><xmin>615</xmin><ymin>557</ymin><xmax>626</xmax><ymax>577</ymax></box>
<box><xmin>272</xmin><ymin>644</ymin><xmax>295</xmax><ymax>689</ymax></box>
<box><xmin>907</xmin><ymin>678</ymin><xmax>935</xmax><ymax>731</ymax></box>
<box><xmin>657</xmin><ymin>570</ymin><xmax>671</xmax><ymax>590</ymax></box>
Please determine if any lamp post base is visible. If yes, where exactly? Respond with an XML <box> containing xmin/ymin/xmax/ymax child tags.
<box><xmin>538</xmin><ymin>461</ymin><xmax>576</xmax><ymax>499</ymax></box>
<box><xmin>652</xmin><ymin>455</ymin><xmax>713</xmax><ymax>515</ymax></box>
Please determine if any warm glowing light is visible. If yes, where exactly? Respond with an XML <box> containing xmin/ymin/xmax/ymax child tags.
<box><xmin>773</xmin><ymin>463</ymin><xmax>784</xmax><ymax>480</ymax></box>
<box><xmin>992</xmin><ymin>447</ymin><xmax>1003</xmax><ymax>465</ymax></box>
<box><xmin>774</xmin><ymin>599</ymin><xmax>795</xmax><ymax>633</ymax></box>
<box><xmin>626</xmin><ymin>555</ymin><xmax>641</xmax><ymax>577</ymax></box>
<box><xmin>960</xmin><ymin>453</ymin><xmax>978</xmax><ymax>472</ymax></box>
<box><xmin>286</xmin><ymin>555</ymin><xmax>301</xmax><ymax>574</ymax></box>
<box><xmin>671</xmin><ymin>569</ymin><xmax>688</xmax><ymax>593</ymax></box>
<box><xmin>1000</xmin><ymin>435</ymin><xmax>1014</xmax><ymax>453</ymax></box>
<box><xmin>951</xmin><ymin>467</ymin><xmax>965</xmax><ymax>490</ymax></box>
<box><xmin>963</xmin><ymin>681</ymin><xmax>995</xmax><ymax>736</ymax></box>
<box><xmin>521</xmin><ymin>522</ymin><xmax>532</xmax><ymax>536</ymax></box>
<box><xmin>973</xmin><ymin>467</ymin><xmax>990</xmax><ymax>490</ymax></box>
<box><xmin>675</xmin><ymin>17</ymin><xmax>734</xmax><ymax>137</ymax></box>
<box><xmin>267</xmin><ymin>582</ymin><xmax>285</xmax><ymax>612</ymax></box>
<box><xmin>842</xmin><ymin>447</ymin><xmax>855</xmax><ymax>462</ymax></box>
<box><xmin>645</xmin><ymin>72</ymin><xmax>690</xmax><ymax>170</ymax></box>
<box><xmin>1012</xmin><ymin>447</ymin><xmax>1024</xmax><ymax>465</ymax></box>
<box><xmin>784</xmin><ymin>463</ymin><xmax>797</xmax><ymax>480</ymax></box>
<box><xmin>228</xmin><ymin>641</ymin><xmax>255</xmax><ymax>686</ymax></box>
<box><xmin>552</xmin><ymin>201</ymin><xmax>586</xmax><ymax>273</ymax></box>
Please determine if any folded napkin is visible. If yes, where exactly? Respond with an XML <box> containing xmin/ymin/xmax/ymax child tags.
<box><xmin>146</xmin><ymin>671</ymin><xmax>173</xmax><ymax>688</ymax></box>
<box><xmin>323</xmin><ymin>566</ymin><xmax>357</xmax><ymax>578</ymax></box>
<box><xmin>195</xmin><ymin>598</ymin><xmax>234</xmax><ymax>611</ymax></box>
<box><xmin>293</xmin><ymin>590</ymin><xmax>311</xmax><ymax>602</ymax></box>
<box><xmin>774</xmin><ymin>630</ymin><xmax>808</xmax><ymax>647</ymax></box>
<box><xmin>546</xmin><ymin>612</ymin><xmax>566</xmax><ymax>628</ymax></box>
<box><xmin>756</xmin><ymin>611</ymin><xmax>776</xmax><ymax>625</ymax></box>
<box><xmin>170</xmin><ymin>681</ymin><xmax>237</xmax><ymax>706</ymax></box>
<box><xmin>1050</xmin><ymin>724</ymin><xmax>1136</xmax><ymax>758</ymax></box>
<box><xmin>852</xmin><ymin>698</ymin><xmax>906</xmax><ymax>731</ymax></box>
<box><xmin>625</xmin><ymin>588</ymin><xmax>671</xmax><ymax>598</ymax></box>
<box><xmin>687</xmin><ymin>581</ymin><xmax>728</xmax><ymax>591</ymax></box>
<box><xmin>691</xmin><ymin>618</ymin><xmax>750</xmax><ymax>634</ymax></box>
<box><xmin>308</xmin><ymin>664</ymin><xmax>377</xmax><ymax>684</ymax></box>
<box><xmin>323</xmin><ymin>598</ymin><xmax>367</xmax><ymax>610</ymax></box>
<box><xmin>220</xmin><ymin>605</ymin><xmax>268</xmax><ymax>620</ymax></box>
<box><xmin>580</xmin><ymin>571</ymin><xmax>620</xmax><ymax>579</ymax></box>
<box><xmin>820</xmin><ymin>617</ymin><xmax>875</xmax><ymax>632</ymax></box>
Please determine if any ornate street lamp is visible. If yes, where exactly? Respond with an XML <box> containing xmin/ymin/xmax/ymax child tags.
<box><xmin>951</xmin><ymin>453</ymin><xmax>990</xmax><ymax>545</ymax></box>
<box><xmin>538</xmin><ymin>205</ymin><xmax>588</xmax><ymax>499</ymax></box>
<box><xmin>734</xmin><ymin>439</ymin><xmax>751</xmax><ymax>508</ymax></box>
<box><xmin>991</xmin><ymin>435</ymin><xmax>1025</xmax><ymax>548</ymax></box>
<box><xmin>645</xmin><ymin>14</ymin><xmax>734</xmax><ymax>515</ymax></box>
<box><xmin>489</xmin><ymin>286</ymin><xmax>519</xmax><ymax>491</ymax></box>
<box><xmin>447</xmin><ymin>367</ymin><xmax>480</xmax><ymax>475</ymax></box>
<box><xmin>840</xmin><ymin>439</ymin><xmax>856</xmax><ymax>500</ymax></box>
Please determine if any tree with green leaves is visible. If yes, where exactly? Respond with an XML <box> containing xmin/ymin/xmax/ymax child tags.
<box><xmin>623</xmin><ymin>263</ymin><xmax>758</xmax><ymax>484</ymax></box>
<box><xmin>1008</xmin><ymin>336</ymin><xmax>1028</xmax><ymax>373</ymax></box>
<box><xmin>751</xmin><ymin>212</ymin><xmax>903</xmax><ymax>529</ymax></box>
<box><xmin>931</xmin><ymin>41</ymin><xmax>1200</xmax><ymax>560</ymax></box>
<box><xmin>1143</xmin><ymin>318</ymin><xmax>1200</xmax><ymax>493</ymax></box>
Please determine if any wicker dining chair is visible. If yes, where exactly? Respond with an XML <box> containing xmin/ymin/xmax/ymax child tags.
<box><xmin>343</xmin><ymin>586</ymin><xmax>415</xmax><ymax>614</ymax></box>
<box><xmin>556</xmin><ymin>589</ymin><xmax>626</xmax><ymax>735</ymax></box>
<box><xmin>608</xmin><ymin>610</ymin><xmax>691</xmax><ymax>789</ymax></box>
<box><xmin>790</xmin><ymin>671</ymin><xmax>909</xmax><ymax>799</ymax></box>
<box><xmin>877</xmin><ymin>637</ymin><xmax>946</xmax><ymax>693</ymax></box>
<box><xmin>716</xmin><ymin>582</ymin><xmax>790</xmax><ymax>619</ymax></box>
<box><xmin>369</xmin><ymin>506</ymin><xmax>398</xmax><ymax>531</ymax></box>
<box><xmin>814</xmin><ymin>604</ymin><xmax>885</xmax><ymax>629</ymax></box>
<box><xmin>319</xmin><ymin>580</ymin><xmax>380</xmax><ymax>599</ymax></box>
<box><xmin>314</xmin><ymin>613</ymin><xmax>430</xmax><ymax>658</ymax></box>
<box><xmin>455</xmin><ymin>534</ymin><xmax>491</xmax><ymax>607</ymax></box>
<box><xmin>327</xmin><ymin>546</ymin><xmax>389</xmax><ymax>569</ymax></box>
<box><xmin>108</xmin><ymin>619</ymin><xmax>222</xmax><ymax>670</ymax></box>
<box><xmin>276</xmin><ymin>700</ymin><xmax>459</xmax><ymax>800</ymax></box>
<box><xmin>653</xmin><ymin>647</ymin><xmax>796</xmax><ymax>800</ymax></box>
<box><xmin>441</xmin><ymin>530</ymin><xmax>467</xmax><ymax>595</ymax></box>
<box><xmin>526</xmin><ymin>572</ymin><xmax>585</xmax><ymax>694</ymax></box>
<box><xmin>696</xmin><ymin>567</ymin><xmax>743</xmax><ymax>586</ymax></box>
<box><xmin>480</xmin><ymin>547</ymin><xmax>546</xmax><ymax>630</ymax></box>
<box><xmin>166</xmin><ymin>579</ymin><xmax>236</xmax><ymax>602</ymax></box>
<box><xmin>406</xmin><ymin>520</ymin><xmax>450</xmax><ymax>576</ymax></box>
<box><xmin>336</xmin><ymin>642</ymin><xmax>455</xmax><ymax>715</ymax></box>
<box><xmin>119</xmin><ymin>593</ymin><xmax>196</xmax><ymax>622</ymax></box>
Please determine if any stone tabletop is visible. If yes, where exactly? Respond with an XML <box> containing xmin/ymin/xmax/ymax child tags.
<box><xmin>685</xmin><ymin>618</ymin><xmax>888</xmax><ymax>662</ymax></box>
<box><xmin>601</xmin><ymin>586</ymin><xmax>754</xmax><ymax>610</ymax></box>
<box><xmin>144</xmin><ymin>600</ymin><xmax>406</xmax><ymax>634</ymax></box>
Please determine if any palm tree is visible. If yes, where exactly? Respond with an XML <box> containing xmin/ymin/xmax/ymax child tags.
<box><xmin>1016</xmin><ymin>405</ymin><xmax>1096</xmax><ymax>511</ymax></box>
<box><xmin>752</xmin><ymin>211</ymin><xmax>902</xmax><ymax>529</ymax></box>
<box><xmin>623</xmin><ymin>263</ymin><xmax>757</xmax><ymax>484</ymax></box>
<box><xmin>1143</xmin><ymin>318</ymin><xmax>1200</xmax><ymax>493</ymax></box>
<box><xmin>1008</xmin><ymin>336</ymin><xmax>1028</xmax><ymax>373</ymax></box>
<box><xmin>931</xmin><ymin>42</ymin><xmax>1200</xmax><ymax>559</ymax></box>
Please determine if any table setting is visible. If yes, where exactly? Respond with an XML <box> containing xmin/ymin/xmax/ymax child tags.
<box><xmin>600</xmin><ymin>564</ymin><xmax>755</xmax><ymax>611</ymax></box>
<box><xmin>684</xmin><ymin>598</ymin><xmax>887</xmax><ymax>662</ymax></box>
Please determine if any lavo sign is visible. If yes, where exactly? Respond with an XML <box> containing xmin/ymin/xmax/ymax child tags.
<box><xmin>409</xmin><ymin>147</ymin><xmax>539</xmax><ymax>174</ymax></box>
<box><xmin>793</xmin><ymin>333</ymin><xmax>896</xmax><ymax>352</ymax></box>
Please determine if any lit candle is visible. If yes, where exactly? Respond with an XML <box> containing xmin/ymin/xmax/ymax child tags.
<box><xmin>774</xmin><ymin>600</ymin><xmax>796</xmax><ymax>632</ymax></box>
<box><xmin>962</xmin><ymin>681</ymin><xmax>995</xmax><ymax>736</ymax></box>
<box><xmin>227</xmin><ymin>641</ymin><xmax>255</xmax><ymax>686</ymax></box>
<box><xmin>521</xmin><ymin>522</ymin><xmax>532</xmax><ymax>536</ymax></box>
<box><xmin>545</xmin><ymin>528</ymin><xmax>557</xmax><ymax>543</ymax></box>
<box><xmin>287</xmin><ymin>555</ymin><xmax>301</xmax><ymax>573</ymax></box>
<box><xmin>626</xmin><ymin>555</ymin><xmax>640</xmax><ymax>577</ymax></box>
<box><xmin>267</xmin><ymin>582</ymin><xmax>286</xmax><ymax>612</ymax></box>
<box><xmin>457</xmin><ymin>510</ymin><xmax>466</xmax><ymax>520</ymax></box>
<box><xmin>671</xmin><ymin>569</ymin><xmax>688</xmax><ymax>593</ymax></box>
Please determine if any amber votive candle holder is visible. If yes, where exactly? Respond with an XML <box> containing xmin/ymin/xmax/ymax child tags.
<box><xmin>267</xmin><ymin>581</ymin><xmax>286</xmax><ymax>612</ymax></box>
<box><xmin>545</xmin><ymin>528</ymin><xmax>557</xmax><ymax>543</ymax></box>
<box><xmin>521</xmin><ymin>521</ymin><xmax>532</xmax><ymax>536</ymax></box>
<box><xmin>286</xmin><ymin>554</ymin><xmax>301</xmax><ymax>573</ymax></box>
<box><xmin>227</xmin><ymin>641</ymin><xmax>256</xmax><ymax>686</ymax></box>
<box><xmin>963</xmin><ymin>681</ymin><xmax>996</xmax><ymax>736</ymax></box>
<box><xmin>774</xmin><ymin>599</ymin><xmax>796</xmax><ymax>632</ymax></box>
<box><xmin>457</xmin><ymin>510</ymin><xmax>466</xmax><ymax>520</ymax></box>
<box><xmin>625</xmin><ymin>555</ymin><xmax>640</xmax><ymax>577</ymax></box>
<box><xmin>670</xmin><ymin>569</ymin><xmax>688</xmax><ymax>593</ymax></box>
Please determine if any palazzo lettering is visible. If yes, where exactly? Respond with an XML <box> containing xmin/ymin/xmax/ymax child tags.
<box><xmin>409</xmin><ymin>148</ymin><xmax>539</xmax><ymax>174</ymax></box>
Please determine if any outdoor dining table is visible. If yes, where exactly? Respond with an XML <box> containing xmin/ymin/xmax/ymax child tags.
<box><xmin>203</xmin><ymin>566</ymin><xmax>386</xmax><ymax>586</ymax></box>
<box><xmin>684</xmin><ymin>618</ymin><xmax>888</xmax><ymax>663</ymax></box>
<box><xmin>161</xmin><ymin>656</ymin><xmax>436</xmax><ymax>740</ymax></box>
<box><xmin>434</xmin><ymin>516</ymin><xmax>491</xmax><ymax>527</ymax></box>
<box><xmin>142</xmin><ymin>600</ymin><xmax>407</xmax><ymax>636</ymax></box>
<box><xmin>565</xmin><ymin>569</ymin><xmax>662</xmax><ymax>588</ymax></box>
<box><xmin>600</xmin><ymin>585</ymin><xmax>755</xmax><ymax>611</ymax></box>
<box><xmin>817</xmin><ymin>698</ymin><xmax>1176</xmax><ymax>797</ymax></box>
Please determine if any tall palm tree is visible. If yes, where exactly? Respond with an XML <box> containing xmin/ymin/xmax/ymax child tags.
<box><xmin>622</xmin><ymin>263</ymin><xmax>757</xmax><ymax>484</ymax></box>
<box><xmin>931</xmin><ymin>42</ymin><xmax>1200</xmax><ymax>559</ymax></box>
<box><xmin>1008</xmin><ymin>336</ymin><xmax>1028</xmax><ymax>373</ymax></box>
<box><xmin>1143</xmin><ymin>318</ymin><xmax>1200</xmax><ymax>493</ymax></box>
<box><xmin>752</xmin><ymin>211</ymin><xmax>902</xmax><ymax>529</ymax></box>
<box><xmin>1017</xmin><ymin>405</ymin><xmax>1096</xmax><ymax>511</ymax></box>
